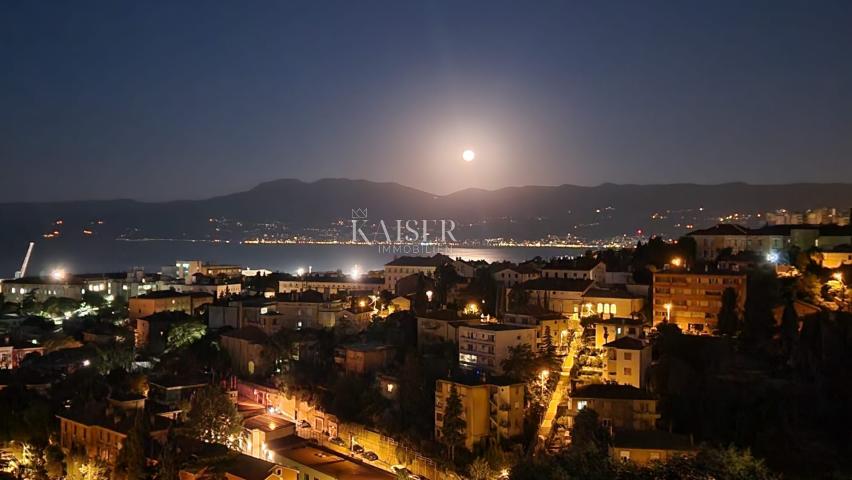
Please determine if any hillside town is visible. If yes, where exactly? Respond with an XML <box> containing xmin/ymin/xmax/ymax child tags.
<box><xmin>0</xmin><ymin>219</ymin><xmax>851</xmax><ymax>480</ymax></box>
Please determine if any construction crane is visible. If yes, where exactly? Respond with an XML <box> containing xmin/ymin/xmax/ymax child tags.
<box><xmin>14</xmin><ymin>242</ymin><xmax>35</xmax><ymax>279</ymax></box>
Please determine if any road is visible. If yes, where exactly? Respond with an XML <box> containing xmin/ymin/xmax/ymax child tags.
<box><xmin>535</xmin><ymin>323</ymin><xmax>581</xmax><ymax>451</ymax></box>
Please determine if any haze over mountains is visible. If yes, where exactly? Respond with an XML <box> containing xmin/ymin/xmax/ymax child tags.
<box><xmin>2</xmin><ymin>179</ymin><xmax>852</xmax><ymax>247</ymax></box>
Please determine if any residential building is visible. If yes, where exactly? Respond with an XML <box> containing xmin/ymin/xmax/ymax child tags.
<box><xmin>609</xmin><ymin>429</ymin><xmax>696</xmax><ymax>465</ymax></box>
<box><xmin>492</xmin><ymin>264</ymin><xmax>541</xmax><ymax>287</ymax></box>
<box><xmin>416</xmin><ymin>310</ymin><xmax>478</xmax><ymax>348</ymax></box>
<box><xmin>0</xmin><ymin>339</ymin><xmax>44</xmax><ymax>369</ymax></box>
<box><xmin>57</xmin><ymin>410</ymin><xmax>170</xmax><ymax>464</ymax></box>
<box><xmin>129</xmin><ymin>291</ymin><xmax>212</xmax><ymax>322</ymax></box>
<box><xmin>334</xmin><ymin>343</ymin><xmax>394</xmax><ymax>375</ymax></box>
<box><xmin>221</xmin><ymin>327</ymin><xmax>269</xmax><ymax>376</ymax></box>
<box><xmin>653</xmin><ymin>271</ymin><xmax>747</xmax><ymax>333</ymax></box>
<box><xmin>502</xmin><ymin>306</ymin><xmax>571</xmax><ymax>352</ymax></box>
<box><xmin>457</xmin><ymin>323</ymin><xmax>536</xmax><ymax>374</ymax></box>
<box><xmin>689</xmin><ymin>223</ymin><xmax>852</xmax><ymax>260</ymax></box>
<box><xmin>592</xmin><ymin>317</ymin><xmax>646</xmax><ymax>349</ymax></box>
<box><xmin>541</xmin><ymin>258</ymin><xmax>606</xmax><ymax>281</ymax></box>
<box><xmin>241</xmin><ymin>413</ymin><xmax>296</xmax><ymax>460</ymax></box>
<box><xmin>435</xmin><ymin>376</ymin><xmax>525</xmax><ymax>450</ymax></box>
<box><xmin>135</xmin><ymin>311</ymin><xmax>194</xmax><ymax>352</ymax></box>
<box><xmin>278</xmin><ymin>274</ymin><xmax>384</xmax><ymax>296</ymax></box>
<box><xmin>270</xmin><ymin>442</ymin><xmax>395</xmax><ymax>480</ymax></box>
<box><xmin>821</xmin><ymin>245</ymin><xmax>852</xmax><ymax>268</ymax></box>
<box><xmin>148</xmin><ymin>376</ymin><xmax>208</xmax><ymax>415</ymax></box>
<box><xmin>175</xmin><ymin>260</ymin><xmax>242</xmax><ymax>284</ymax></box>
<box><xmin>514</xmin><ymin>278</ymin><xmax>594</xmax><ymax>316</ymax></box>
<box><xmin>383</xmin><ymin>254</ymin><xmax>451</xmax><ymax>291</ymax></box>
<box><xmin>603</xmin><ymin>337</ymin><xmax>651</xmax><ymax>388</ymax></box>
<box><xmin>1</xmin><ymin>276</ymin><xmax>86</xmax><ymax>302</ymax></box>
<box><xmin>580</xmin><ymin>287</ymin><xmax>645</xmax><ymax>320</ymax></box>
<box><xmin>566</xmin><ymin>384</ymin><xmax>660</xmax><ymax>431</ymax></box>
<box><xmin>180</xmin><ymin>444</ymin><xmax>296</xmax><ymax>480</ymax></box>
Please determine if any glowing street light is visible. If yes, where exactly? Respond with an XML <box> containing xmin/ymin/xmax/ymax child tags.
<box><xmin>671</xmin><ymin>257</ymin><xmax>683</xmax><ymax>268</ymax></box>
<box><xmin>296</xmin><ymin>267</ymin><xmax>305</xmax><ymax>276</ymax></box>
<box><xmin>426</xmin><ymin>290</ymin><xmax>433</xmax><ymax>302</ymax></box>
<box><xmin>51</xmin><ymin>268</ymin><xmax>67</xmax><ymax>281</ymax></box>
<box><xmin>664</xmin><ymin>303</ymin><xmax>672</xmax><ymax>321</ymax></box>
<box><xmin>539</xmin><ymin>369</ymin><xmax>550</xmax><ymax>382</ymax></box>
<box><xmin>350</xmin><ymin>265</ymin><xmax>361</xmax><ymax>280</ymax></box>
<box><xmin>833</xmin><ymin>272</ymin><xmax>844</xmax><ymax>283</ymax></box>
<box><xmin>766</xmin><ymin>251</ymin><xmax>780</xmax><ymax>264</ymax></box>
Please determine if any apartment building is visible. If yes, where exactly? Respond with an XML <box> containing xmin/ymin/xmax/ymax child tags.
<box><xmin>603</xmin><ymin>337</ymin><xmax>651</xmax><ymax>388</ymax></box>
<box><xmin>566</xmin><ymin>384</ymin><xmax>660</xmax><ymax>431</ymax></box>
<box><xmin>434</xmin><ymin>377</ymin><xmax>525</xmax><ymax>450</ymax></box>
<box><xmin>457</xmin><ymin>323</ymin><xmax>536</xmax><ymax>374</ymax></box>
<box><xmin>128</xmin><ymin>290</ymin><xmax>212</xmax><ymax>321</ymax></box>
<box><xmin>652</xmin><ymin>271</ymin><xmax>746</xmax><ymax>333</ymax></box>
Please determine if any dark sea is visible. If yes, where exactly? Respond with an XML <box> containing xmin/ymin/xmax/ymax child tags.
<box><xmin>0</xmin><ymin>238</ymin><xmax>585</xmax><ymax>277</ymax></box>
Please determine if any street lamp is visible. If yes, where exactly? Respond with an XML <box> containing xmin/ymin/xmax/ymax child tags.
<box><xmin>671</xmin><ymin>257</ymin><xmax>682</xmax><ymax>268</ymax></box>
<box><xmin>664</xmin><ymin>303</ymin><xmax>672</xmax><ymax>322</ymax></box>
<box><xmin>426</xmin><ymin>290</ymin><xmax>433</xmax><ymax>302</ymax></box>
<box><xmin>832</xmin><ymin>272</ymin><xmax>844</xmax><ymax>283</ymax></box>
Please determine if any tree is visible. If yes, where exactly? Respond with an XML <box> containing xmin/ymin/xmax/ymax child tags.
<box><xmin>183</xmin><ymin>385</ymin><xmax>244</xmax><ymax>449</ymax></box>
<box><xmin>157</xmin><ymin>429</ymin><xmax>179</xmax><ymax>480</ymax></box>
<box><xmin>82</xmin><ymin>291</ymin><xmax>107</xmax><ymax>310</ymax></box>
<box><xmin>468</xmin><ymin>457</ymin><xmax>493</xmax><ymax>480</ymax></box>
<box><xmin>779</xmin><ymin>299</ymin><xmax>799</xmax><ymax>361</ymax></box>
<box><xmin>166</xmin><ymin>322</ymin><xmax>206</xmax><ymax>352</ymax></box>
<box><xmin>500</xmin><ymin>344</ymin><xmax>539</xmax><ymax>383</ymax></box>
<box><xmin>508</xmin><ymin>286</ymin><xmax>530</xmax><ymax>310</ymax></box>
<box><xmin>119</xmin><ymin>410</ymin><xmax>149</xmax><ymax>480</ymax></box>
<box><xmin>570</xmin><ymin>408</ymin><xmax>609</xmax><ymax>456</ymax></box>
<box><xmin>434</xmin><ymin>263</ymin><xmax>462</xmax><ymax>306</ymax></box>
<box><xmin>440</xmin><ymin>385</ymin><xmax>466</xmax><ymax>461</ymax></box>
<box><xmin>717</xmin><ymin>287</ymin><xmax>740</xmax><ymax>336</ymax></box>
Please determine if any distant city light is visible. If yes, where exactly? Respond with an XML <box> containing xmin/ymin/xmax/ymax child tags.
<box><xmin>296</xmin><ymin>267</ymin><xmax>305</xmax><ymax>276</ymax></box>
<box><xmin>82</xmin><ymin>359</ymin><xmax>91</xmax><ymax>367</ymax></box>
<box><xmin>350</xmin><ymin>265</ymin><xmax>361</xmax><ymax>280</ymax></box>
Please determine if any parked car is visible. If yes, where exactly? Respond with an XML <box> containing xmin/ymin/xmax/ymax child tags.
<box><xmin>363</xmin><ymin>451</ymin><xmax>379</xmax><ymax>461</ymax></box>
<box><xmin>329</xmin><ymin>436</ymin><xmax>345</xmax><ymax>446</ymax></box>
<box><xmin>352</xmin><ymin>444</ymin><xmax>365</xmax><ymax>454</ymax></box>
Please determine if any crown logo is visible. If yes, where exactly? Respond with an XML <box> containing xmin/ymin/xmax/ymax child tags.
<box><xmin>351</xmin><ymin>208</ymin><xmax>368</xmax><ymax>219</ymax></box>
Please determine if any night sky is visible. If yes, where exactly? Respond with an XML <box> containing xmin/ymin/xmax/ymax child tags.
<box><xmin>2</xmin><ymin>0</ymin><xmax>851</xmax><ymax>202</ymax></box>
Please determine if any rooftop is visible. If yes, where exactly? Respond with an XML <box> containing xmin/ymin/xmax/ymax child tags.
<box><xmin>518</xmin><ymin>277</ymin><xmax>594</xmax><ymax>292</ymax></box>
<box><xmin>463</xmin><ymin>323</ymin><xmax>535</xmax><ymax>332</ymax></box>
<box><xmin>582</xmin><ymin>287</ymin><xmax>641</xmax><ymax>299</ymax></box>
<box><xmin>221</xmin><ymin>326</ymin><xmax>268</xmax><ymax>344</ymax></box>
<box><xmin>572</xmin><ymin>383</ymin><xmax>656</xmax><ymax>401</ymax></box>
<box><xmin>271</xmin><ymin>443</ymin><xmax>396</xmax><ymax>480</ymax></box>
<box><xmin>603</xmin><ymin>337</ymin><xmax>646</xmax><ymax>350</ymax></box>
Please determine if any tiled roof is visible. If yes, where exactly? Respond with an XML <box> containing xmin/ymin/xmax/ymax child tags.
<box><xmin>518</xmin><ymin>278</ymin><xmax>594</xmax><ymax>292</ymax></box>
<box><xmin>603</xmin><ymin>337</ymin><xmax>646</xmax><ymax>350</ymax></box>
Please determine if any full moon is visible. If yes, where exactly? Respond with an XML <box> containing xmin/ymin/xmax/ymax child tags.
<box><xmin>462</xmin><ymin>149</ymin><xmax>476</xmax><ymax>162</ymax></box>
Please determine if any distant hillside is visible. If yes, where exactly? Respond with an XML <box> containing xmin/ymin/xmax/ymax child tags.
<box><xmin>1</xmin><ymin>179</ymin><xmax>852</xmax><ymax>247</ymax></box>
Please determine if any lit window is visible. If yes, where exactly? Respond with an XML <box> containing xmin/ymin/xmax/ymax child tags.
<box><xmin>576</xmin><ymin>400</ymin><xmax>587</xmax><ymax>410</ymax></box>
<box><xmin>459</xmin><ymin>353</ymin><xmax>478</xmax><ymax>364</ymax></box>
<box><xmin>620</xmin><ymin>451</ymin><xmax>631</xmax><ymax>461</ymax></box>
